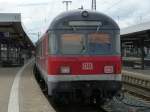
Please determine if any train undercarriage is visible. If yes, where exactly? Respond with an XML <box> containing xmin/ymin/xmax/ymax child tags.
<box><xmin>50</xmin><ymin>81</ymin><xmax>122</xmax><ymax>105</ymax></box>
<box><xmin>34</xmin><ymin>65</ymin><xmax>122</xmax><ymax>105</ymax></box>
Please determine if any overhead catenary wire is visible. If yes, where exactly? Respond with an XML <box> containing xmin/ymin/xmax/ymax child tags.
<box><xmin>105</xmin><ymin>0</ymin><xmax>122</xmax><ymax>11</ymax></box>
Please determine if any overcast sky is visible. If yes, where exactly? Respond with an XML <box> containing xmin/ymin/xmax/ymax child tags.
<box><xmin>0</xmin><ymin>0</ymin><xmax>150</xmax><ymax>42</ymax></box>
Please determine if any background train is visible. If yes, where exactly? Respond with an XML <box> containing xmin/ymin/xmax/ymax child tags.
<box><xmin>34</xmin><ymin>10</ymin><xmax>122</xmax><ymax>105</ymax></box>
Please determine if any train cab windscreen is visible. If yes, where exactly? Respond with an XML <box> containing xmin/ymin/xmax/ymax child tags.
<box><xmin>60</xmin><ymin>34</ymin><xmax>85</xmax><ymax>54</ymax></box>
<box><xmin>88</xmin><ymin>33</ymin><xmax>111</xmax><ymax>54</ymax></box>
<box><xmin>60</xmin><ymin>32</ymin><xmax>114</xmax><ymax>55</ymax></box>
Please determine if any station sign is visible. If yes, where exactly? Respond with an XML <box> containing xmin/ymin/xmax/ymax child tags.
<box><xmin>0</xmin><ymin>13</ymin><xmax>21</xmax><ymax>22</ymax></box>
<box><xmin>69</xmin><ymin>21</ymin><xmax>102</xmax><ymax>26</ymax></box>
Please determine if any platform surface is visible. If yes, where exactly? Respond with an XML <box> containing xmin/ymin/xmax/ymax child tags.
<box><xmin>0</xmin><ymin>60</ymin><xmax>55</xmax><ymax>112</ymax></box>
<box><xmin>0</xmin><ymin>67</ymin><xmax>20</xmax><ymax>112</ymax></box>
<box><xmin>123</xmin><ymin>67</ymin><xmax>150</xmax><ymax>76</ymax></box>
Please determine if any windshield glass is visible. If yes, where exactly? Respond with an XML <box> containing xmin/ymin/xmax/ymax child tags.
<box><xmin>59</xmin><ymin>32</ymin><xmax>114</xmax><ymax>55</ymax></box>
<box><xmin>60</xmin><ymin>34</ymin><xmax>85</xmax><ymax>54</ymax></box>
<box><xmin>88</xmin><ymin>33</ymin><xmax>111</xmax><ymax>54</ymax></box>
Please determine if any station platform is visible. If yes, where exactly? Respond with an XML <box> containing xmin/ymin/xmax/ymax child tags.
<box><xmin>122</xmin><ymin>67</ymin><xmax>150</xmax><ymax>90</ymax></box>
<box><xmin>0</xmin><ymin>67</ymin><xmax>20</xmax><ymax>112</ymax></box>
<box><xmin>123</xmin><ymin>66</ymin><xmax>150</xmax><ymax>76</ymax></box>
<box><xmin>0</xmin><ymin>59</ymin><xmax>55</xmax><ymax>112</ymax></box>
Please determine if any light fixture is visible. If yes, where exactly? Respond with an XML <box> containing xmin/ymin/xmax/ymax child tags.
<box><xmin>104</xmin><ymin>65</ymin><xmax>114</xmax><ymax>74</ymax></box>
<box><xmin>81</xmin><ymin>11</ymin><xmax>89</xmax><ymax>17</ymax></box>
<box><xmin>60</xmin><ymin>66</ymin><xmax>70</xmax><ymax>74</ymax></box>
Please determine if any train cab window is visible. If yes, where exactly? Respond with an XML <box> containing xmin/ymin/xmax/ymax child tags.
<box><xmin>88</xmin><ymin>33</ymin><xmax>111</xmax><ymax>54</ymax></box>
<box><xmin>60</xmin><ymin>34</ymin><xmax>85</xmax><ymax>54</ymax></box>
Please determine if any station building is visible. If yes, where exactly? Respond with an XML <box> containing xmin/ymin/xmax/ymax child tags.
<box><xmin>0</xmin><ymin>13</ymin><xmax>34</xmax><ymax>66</ymax></box>
<box><xmin>121</xmin><ymin>21</ymin><xmax>150</xmax><ymax>69</ymax></box>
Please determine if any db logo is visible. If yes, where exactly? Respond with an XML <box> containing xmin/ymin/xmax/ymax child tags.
<box><xmin>82</xmin><ymin>62</ymin><xmax>93</xmax><ymax>70</ymax></box>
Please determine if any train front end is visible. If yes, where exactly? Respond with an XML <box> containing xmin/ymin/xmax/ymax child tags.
<box><xmin>47</xmin><ymin>10</ymin><xmax>122</xmax><ymax>104</ymax></box>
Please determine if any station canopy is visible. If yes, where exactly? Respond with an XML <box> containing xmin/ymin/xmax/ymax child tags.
<box><xmin>0</xmin><ymin>13</ymin><xmax>34</xmax><ymax>49</ymax></box>
<box><xmin>121</xmin><ymin>21</ymin><xmax>150</xmax><ymax>69</ymax></box>
<box><xmin>121</xmin><ymin>21</ymin><xmax>150</xmax><ymax>42</ymax></box>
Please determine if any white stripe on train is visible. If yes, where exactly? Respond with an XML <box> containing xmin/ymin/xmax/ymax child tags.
<box><xmin>47</xmin><ymin>74</ymin><xmax>122</xmax><ymax>82</ymax></box>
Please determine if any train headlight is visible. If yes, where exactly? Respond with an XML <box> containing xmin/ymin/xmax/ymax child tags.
<box><xmin>81</xmin><ymin>11</ymin><xmax>89</xmax><ymax>17</ymax></box>
<box><xmin>60</xmin><ymin>66</ymin><xmax>70</xmax><ymax>74</ymax></box>
<box><xmin>104</xmin><ymin>65</ymin><xmax>114</xmax><ymax>74</ymax></box>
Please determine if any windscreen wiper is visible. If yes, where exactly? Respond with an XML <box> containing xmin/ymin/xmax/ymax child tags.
<box><xmin>96</xmin><ymin>23</ymin><xmax>102</xmax><ymax>32</ymax></box>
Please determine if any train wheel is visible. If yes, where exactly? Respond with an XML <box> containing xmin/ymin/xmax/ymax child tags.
<box><xmin>51</xmin><ymin>92</ymin><xmax>70</xmax><ymax>105</ymax></box>
<box><xmin>33</xmin><ymin>65</ymin><xmax>39</xmax><ymax>80</ymax></box>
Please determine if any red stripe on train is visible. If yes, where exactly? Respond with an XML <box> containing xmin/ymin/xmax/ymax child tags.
<box><xmin>47</xmin><ymin>56</ymin><xmax>121</xmax><ymax>75</ymax></box>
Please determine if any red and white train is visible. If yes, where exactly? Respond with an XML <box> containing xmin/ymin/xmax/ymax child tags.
<box><xmin>34</xmin><ymin>10</ymin><xmax>122</xmax><ymax>104</ymax></box>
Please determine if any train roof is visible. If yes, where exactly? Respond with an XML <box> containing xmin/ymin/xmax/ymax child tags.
<box><xmin>48</xmin><ymin>10</ymin><xmax>119</xmax><ymax>30</ymax></box>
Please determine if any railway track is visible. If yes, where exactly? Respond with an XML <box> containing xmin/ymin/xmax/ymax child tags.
<box><xmin>123</xmin><ymin>83</ymin><xmax>150</xmax><ymax>100</ymax></box>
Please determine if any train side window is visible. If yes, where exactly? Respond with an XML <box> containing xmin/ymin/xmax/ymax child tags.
<box><xmin>41</xmin><ymin>40</ymin><xmax>43</xmax><ymax>57</ymax></box>
<box><xmin>40</xmin><ymin>42</ymin><xmax>42</xmax><ymax>57</ymax></box>
<box><xmin>49</xmin><ymin>33</ymin><xmax>56</xmax><ymax>54</ymax></box>
<box><xmin>37</xmin><ymin>44</ymin><xmax>39</xmax><ymax>56</ymax></box>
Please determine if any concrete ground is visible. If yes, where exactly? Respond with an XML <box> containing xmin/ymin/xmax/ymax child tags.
<box><xmin>0</xmin><ymin>67</ymin><xmax>20</xmax><ymax>112</ymax></box>
<box><xmin>0</xmin><ymin>61</ymin><xmax>55</xmax><ymax>112</ymax></box>
<box><xmin>19</xmin><ymin>62</ymin><xmax>55</xmax><ymax>112</ymax></box>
